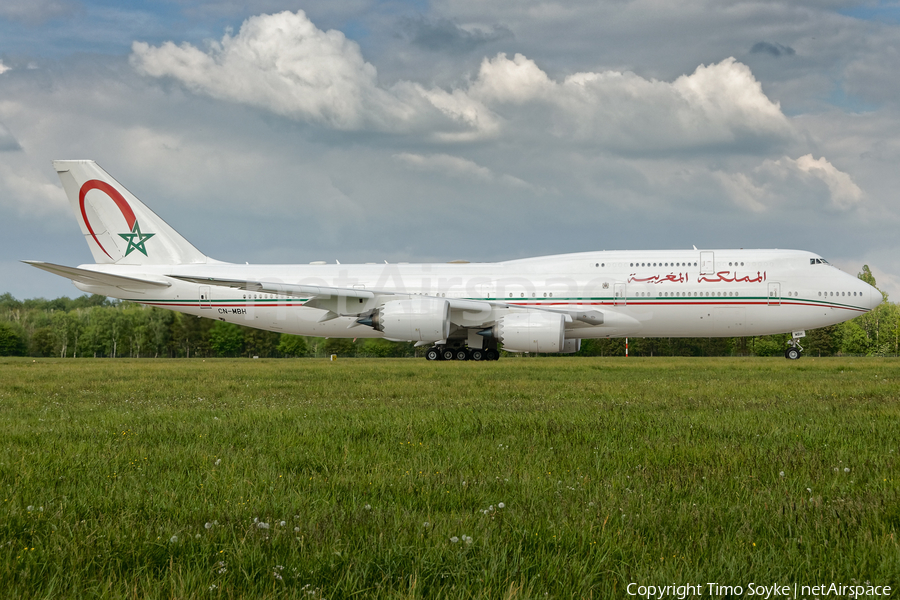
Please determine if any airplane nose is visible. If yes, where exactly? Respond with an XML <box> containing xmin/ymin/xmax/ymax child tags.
<box><xmin>867</xmin><ymin>285</ymin><xmax>883</xmax><ymax>311</ymax></box>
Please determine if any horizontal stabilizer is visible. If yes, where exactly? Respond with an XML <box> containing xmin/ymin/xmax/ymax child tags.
<box><xmin>23</xmin><ymin>261</ymin><xmax>171</xmax><ymax>288</ymax></box>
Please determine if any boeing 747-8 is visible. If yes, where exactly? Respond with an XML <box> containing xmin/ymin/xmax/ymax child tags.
<box><xmin>25</xmin><ymin>160</ymin><xmax>881</xmax><ymax>360</ymax></box>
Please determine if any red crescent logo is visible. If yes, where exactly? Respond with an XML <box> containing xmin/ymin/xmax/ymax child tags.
<box><xmin>79</xmin><ymin>180</ymin><xmax>136</xmax><ymax>259</ymax></box>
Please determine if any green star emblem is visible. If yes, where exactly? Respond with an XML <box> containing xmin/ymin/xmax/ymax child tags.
<box><xmin>118</xmin><ymin>220</ymin><xmax>155</xmax><ymax>257</ymax></box>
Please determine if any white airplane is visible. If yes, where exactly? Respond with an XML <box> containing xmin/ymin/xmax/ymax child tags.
<box><xmin>26</xmin><ymin>160</ymin><xmax>881</xmax><ymax>361</ymax></box>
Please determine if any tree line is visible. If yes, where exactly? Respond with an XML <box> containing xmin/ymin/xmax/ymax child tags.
<box><xmin>1</xmin><ymin>267</ymin><xmax>896</xmax><ymax>358</ymax></box>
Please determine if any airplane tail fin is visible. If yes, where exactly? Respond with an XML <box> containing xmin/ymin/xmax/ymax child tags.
<box><xmin>53</xmin><ymin>160</ymin><xmax>208</xmax><ymax>265</ymax></box>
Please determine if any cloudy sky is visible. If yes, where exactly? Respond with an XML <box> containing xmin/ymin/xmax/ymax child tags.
<box><xmin>2</xmin><ymin>0</ymin><xmax>900</xmax><ymax>301</ymax></box>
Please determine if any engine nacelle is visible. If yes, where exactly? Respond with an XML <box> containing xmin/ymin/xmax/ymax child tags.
<box><xmin>370</xmin><ymin>298</ymin><xmax>450</xmax><ymax>342</ymax></box>
<box><xmin>496</xmin><ymin>312</ymin><xmax>566</xmax><ymax>353</ymax></box>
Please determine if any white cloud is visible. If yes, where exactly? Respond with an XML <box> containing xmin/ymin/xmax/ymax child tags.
<box><xmin>714</xmin><ymin>154</ymin><xmax>864</xmax><ymax>213</ymax></box>
<box><xmin>393</xmin><ymin>152</ymin><xmax>535</xmax><ymax>189</ymax></box>
<box><xmin>131</xmin><ymin>12</ymin><xmax>794</xmax><ymax>154</ymax></box>
<box><xmin>412</xmin><ymin>86</ymin><xmax>500</xmax><ymax>141</ymax></box>
<box><xmin>469</xmin><ymin>52</ymin><xmax>553</xmax><ymax>104</ymax></box>
<box><xmin>0</xmin><ymin>61</ymin><xmax>10</xmax><ymax>75</ymax></box>
<box><xmin>792</xmin><ymin>154</ymin><xmax>863</xmax><ymax>210</ymax></box>
<box><xmin>131</xmin><ymin>10</ymin><xmax>425</xmax><ymax>131</ymax></box>
<box><xmin>714</xmin><ymin>154</ymin><xmax>864</xmax><ymax>212</ymax></box>
<box><xmin>464</xmin><ymin>54</ymin><xmax>794</xmax><ymax>152</ymax></box>
<box><xmin>715</xmin><ymin>171</ymin><xmax>767</xmax><ymax>213</ymax></box>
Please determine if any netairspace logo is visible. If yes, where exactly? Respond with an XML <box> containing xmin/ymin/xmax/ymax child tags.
<box><xmin>626</xmin><ymin>582</ymin><xmax>893</xmax><ymax>599</ymax></box>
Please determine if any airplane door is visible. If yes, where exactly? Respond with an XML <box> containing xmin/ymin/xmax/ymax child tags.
<box><xmin>767</xmin><ymin>282</ymin><xmax>781</xmax><ymax>306</ymax></box>
<box><xmin>700</xmin><ymin>251</ymin><xmax>715</xmax><ymax>274</ymax></box>
<box><xmin>613</xmin><ymin>283</ymin><xmax>626</xmax><ymax>306</ymax></box>
<box><xmin>200</xmin><ymin>286</ymin><xmax>211</xmax><ymax>309</ymax></box>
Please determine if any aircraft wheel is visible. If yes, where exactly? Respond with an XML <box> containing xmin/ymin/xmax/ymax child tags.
<box><xmin>485</xmin><ymin>349</ymin><xmax>500</xmax><ymax>361</ymax></box>
<box><xmin>425</xmin><ymin>348</ymin><xmax>440</xmax><ymax>361</ymax></box>
<box><xmin>441</xmin><ymin>348</ymin><xmax>455</xmax><ymax>361</ymax></box>
<box><xmin>785</xmin><ymin>347</ymin><xmax>801</xmax><ymax>360</ymax></box>
<box><xmin>454</xmin><ymin>348</ymin><xmax>469</xmax><ymax>361</ymax></box>
<box><xmin>470</xmin><ymin>349</ymin><xmax>485</xmax><ymax>361</ymax></box>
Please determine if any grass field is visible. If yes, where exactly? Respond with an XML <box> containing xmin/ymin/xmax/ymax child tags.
<box><xmin>1</xmin><ymin>357</ymin><xmax>898</xmax><ymax>599</ymax></box>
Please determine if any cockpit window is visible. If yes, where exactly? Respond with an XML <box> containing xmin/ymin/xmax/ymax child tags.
<box><xmin>810</xmin><ymin>258</ymin><xmax>830</xmax><ymax>265</ymax></box>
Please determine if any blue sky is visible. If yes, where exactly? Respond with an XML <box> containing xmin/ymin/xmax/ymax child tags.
<box><xmin>2</xmin><ymin>0</ymin><xmax>900</xmax><ymax>300</ymax></box>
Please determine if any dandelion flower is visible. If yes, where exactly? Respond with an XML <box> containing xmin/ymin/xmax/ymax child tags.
<box><xmin>498</xmin><ymin>502</ymin><xmax>505</xmax><ymax>509</ymax></box>
<box><xmin>279</xmin><ymin>521</ymin><xmax>286</xmax><ymax>527</ymax></box>
<box><xmin>196</xmin><ymin>534</ymin><xmax>201</xmax><ymax>539</ymax></box>
<box><xmin>779</xmin><ymin>471</ymin><xmax>785</xmax><ymax>477</ymax></box>
<box><xmin>214</xmin><ymin>459</ymin><xmax>221</xmax><ymax>466</ymax></box>
<box><xmin>257</xmin><ymin>521</ymin><xmax>270</xmax><ymax>529</ymax></box>
<box><xmin>844</xmin><ymin>467</ymin><xmax>850</xmax><ymax>473</ymax></box>
<box><xmin>205</xmin><ymin>522</ymin><xmax>213</xmax><ymax>530</ymax></box>
<box><xmin>450</xmin><ymin>536</ymin><xmax>459</xmax><ymax>543</ymax></box>
<box><xmin>169</xmin><ymin>535</ymin><xmax>178</xmax><ymax>543</ymax></box>
<box><xmin>423</xmin><ymin>522</ymin><xmax>430</xmax><ymax>528</ymax></box>
<box><xmin>364</xmin><ymin>504</ymin><xmax>371</xmax><ymax>510</ymax></box>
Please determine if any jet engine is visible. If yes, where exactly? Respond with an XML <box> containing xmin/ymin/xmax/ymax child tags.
<box><xmin>492</xmin><ymin>312</ymin><xmax>566</xmax><ymax>353</ymax></box>
<box><xmin>362</xmin><ymin>297</ymin><xmax>451</xmax><ymax>342</ymax></box>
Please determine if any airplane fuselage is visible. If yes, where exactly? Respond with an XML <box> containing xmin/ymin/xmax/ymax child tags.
<box><xmin>69</xmin><ymin>248</ymin><xmax>877</xmax><ymax>340</ymax></box>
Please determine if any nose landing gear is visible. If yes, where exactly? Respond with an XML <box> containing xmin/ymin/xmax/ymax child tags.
<box><xmin>784</xmin><ymin>330</ymin><xmax>805</xmax><ymax>360</ymax></box>
<box><xmin>785</xmin><ymin>346</ymin><xmax>801</xmax><ymax>360</ymax></box>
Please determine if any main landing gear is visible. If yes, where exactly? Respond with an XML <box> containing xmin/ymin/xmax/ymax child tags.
<box><xmin>425</xmin><ymin>345</ymin><xmax>500</xmax><ymax>361</ymax></box>
<box><xmin>784</xmin><ymin>330</ymin><xmax>805</xmax><ymax>360</ymax></box>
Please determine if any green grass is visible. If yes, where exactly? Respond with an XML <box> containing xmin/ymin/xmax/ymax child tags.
<box><xmin>1</xmin><ymin>357</ymin><xmax>898</xmax><ymax>598</ymax></box>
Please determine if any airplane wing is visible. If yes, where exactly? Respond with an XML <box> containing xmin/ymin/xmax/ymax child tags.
<box><xmin>23</xmin><ymin>261</ymin><xmax>172</xmax><ymax>288</ymax></box>
<box><xmin>168</xmin><ymin>274</ymin><xmax>634</xmax><ymax>327</ymax></box>
<box><xmin>168</xmin><ymin>274</ymin><xmax>378</xmax><ymax>300</ymax></box>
